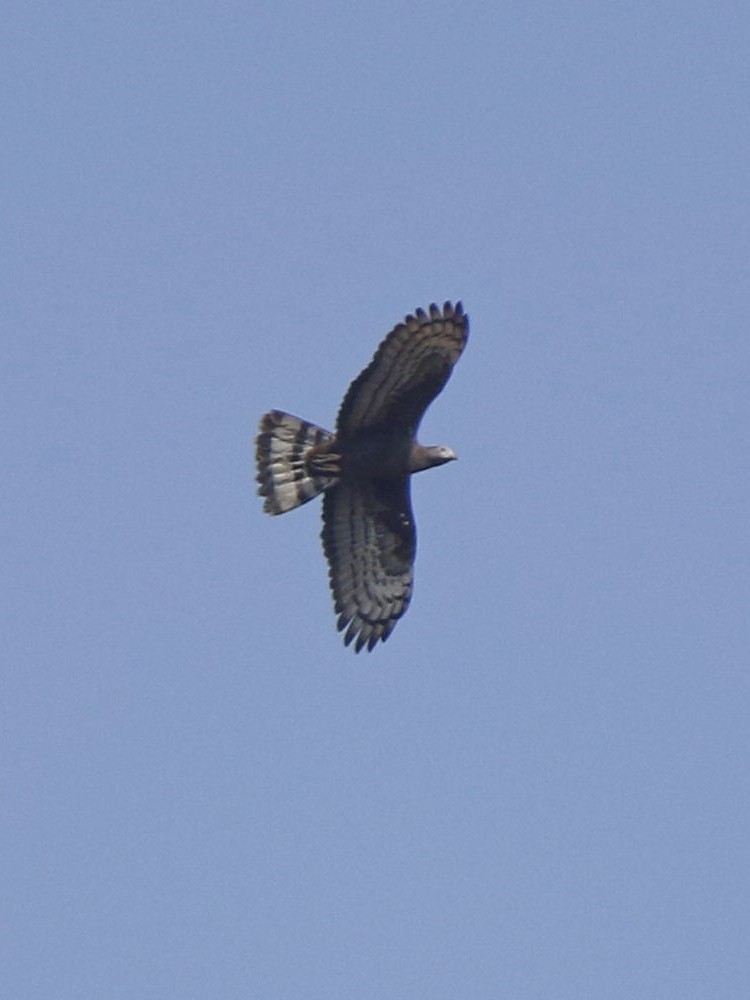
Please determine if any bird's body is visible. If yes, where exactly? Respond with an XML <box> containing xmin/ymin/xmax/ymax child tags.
<box><xmin>255</xmin><ymin>301</ymin><xmax>468</xmax><ymax>651</ymax></box>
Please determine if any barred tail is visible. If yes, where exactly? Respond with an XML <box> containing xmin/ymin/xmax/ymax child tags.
<box><xmin>255</xmin><ymin>410</ymin><xmax>339</xmax><ymax>515</ymax></box>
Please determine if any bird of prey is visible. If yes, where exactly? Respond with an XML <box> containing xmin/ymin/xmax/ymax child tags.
<box><xmin>255</xmin><ymin>301</ymin><xmax>468</xmax><ymax>652</ymax></box>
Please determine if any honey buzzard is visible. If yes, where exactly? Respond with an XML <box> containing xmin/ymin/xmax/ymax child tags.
<box><xmin>255</xmin><ymin>301</ymin><xmax>468</xmax><ymax>652</ymax></box>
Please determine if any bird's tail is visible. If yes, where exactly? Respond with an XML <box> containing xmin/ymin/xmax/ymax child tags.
<box><xmin>255</xmin><ymin>410</ymin><xmax>340</xmax><ymax>515</ymax></box>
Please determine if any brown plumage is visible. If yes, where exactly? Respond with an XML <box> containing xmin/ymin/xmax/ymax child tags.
<box><xmin>255</xmin><ymin>301</ymin><xmax>468</xmax><ymax>652</ymax></box>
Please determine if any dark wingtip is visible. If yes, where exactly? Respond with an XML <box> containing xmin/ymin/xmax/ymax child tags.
<box><xmin>439</xmin><ymin>300</ymin><xmax>464</xmax><ymax>318</ymax></box>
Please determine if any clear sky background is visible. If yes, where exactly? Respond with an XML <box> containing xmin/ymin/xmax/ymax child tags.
<box><xmin>3</xmin><ymin>2</ymin><xmax>749</xmax><ymax>998</ymax></box>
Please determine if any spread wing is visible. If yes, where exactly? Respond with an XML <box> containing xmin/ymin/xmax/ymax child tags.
<box><xmin>336</xmin><ymin>301</ymin><xmax>468</xmax><ymax>437</ymax></box>
<box><xmin>321</xmin><ymin>478</ymin><xmax>415</xmax><ymax>652</ymax></box>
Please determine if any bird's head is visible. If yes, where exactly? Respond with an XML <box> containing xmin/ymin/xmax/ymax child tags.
<box><xmin>412</xmin><ymin>444</ymin><xmax>457</xmax><ymax>472</ymax></box>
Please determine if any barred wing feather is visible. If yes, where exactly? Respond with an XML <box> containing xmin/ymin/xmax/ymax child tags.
<box><xmin>321</xmin><ymin>478</ymin><xmax>415</xmax><ymax>652</ymax></box>
<box><xmin>336</xmin><ymin>301</ymin><xmax>468</xmax><ymax>437</ymax></box>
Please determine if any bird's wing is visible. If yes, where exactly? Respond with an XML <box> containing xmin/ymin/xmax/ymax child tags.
<box><xmin>321</xmin><ymin>477</ymin><xmax>415</xmax><ymax>652</ymax></box>
<box><xmin>336</xmin><ymin>301</ymin><xmax>468</xmax><ymax>437</ymax></box>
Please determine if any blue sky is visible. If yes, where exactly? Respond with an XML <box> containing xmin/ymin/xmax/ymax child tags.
<box><xmin>3</xmin><ymin>2</ymin><xmax>749</xmax><ymax>997</ymax></box>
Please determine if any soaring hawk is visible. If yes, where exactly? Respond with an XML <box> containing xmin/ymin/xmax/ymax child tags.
<box><xmin>255</xmin><ymin>301</ymin><xmax>468</xmax><ymax>652</ymax></box>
